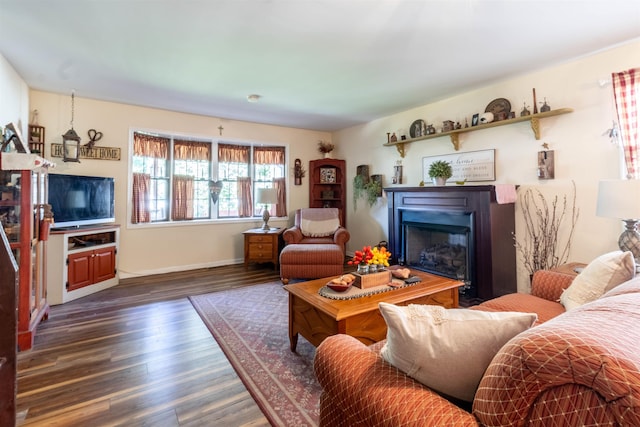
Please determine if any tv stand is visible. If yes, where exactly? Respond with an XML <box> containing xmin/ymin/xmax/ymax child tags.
<box><xmin>47</xmin><ymin>224</ymin><xmax>120</xmax><ymax>305</ymax></box>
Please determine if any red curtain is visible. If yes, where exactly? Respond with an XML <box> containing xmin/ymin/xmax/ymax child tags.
<box><xmin>171</xmin><ymin>175</ymin><xmax>194</xmax><ymax>220</ymax></box>
<box><xmin>612</xmin><ymin>68</ymin><xmax>640</xmax><ymax>178</ymax></box>
<box><xmin>131</xmin><ymin>173</ymin><xmax>151</xmax><ymax>223</ymax></box>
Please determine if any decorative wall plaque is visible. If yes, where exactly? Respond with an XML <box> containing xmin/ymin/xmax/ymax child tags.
<box><xmin>423</xmin><ymin>149</ymin><xmax>495</xmax><ymax>183</ymax></box>
<box><xmin>51</xmin><ymin>143</ymin><xmax>121</xmax><ymax>161</ymax></box>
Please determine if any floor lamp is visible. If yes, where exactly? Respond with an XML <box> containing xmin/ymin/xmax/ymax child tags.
<box><xmin>596</xmin><ymin>179</ymin><xmax>640</xmax><ymax>263</ymax></box>
<box><xmin>256</xmin><ymin>188</ymin><xmax>277</xmax><ymax>231</ymax></box>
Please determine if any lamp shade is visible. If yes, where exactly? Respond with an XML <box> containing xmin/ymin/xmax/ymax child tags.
<box><xmin>597</xmin><ymin>179</ymin><xmax>640</xmax><ymax>219</ymax></box>
<box><xmin>256</xmin><ymin>188</ymin><xmax>277</xmax><ymax>205</ymax></box>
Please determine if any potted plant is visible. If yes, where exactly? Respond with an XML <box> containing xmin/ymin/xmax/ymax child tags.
<box><xmin>318</xmin><ymin>140</ymin><xmax>335</xmax><ymax>158</ymax></box>
<box><xmin>353</xmin><ymin>174</ymin><xmax>382</xmax><ymax>209</ymax></box>
<box><xmin>428</xmin><ymin>160</ymin><xmax>453</xmax><ymax>185</ymax></box>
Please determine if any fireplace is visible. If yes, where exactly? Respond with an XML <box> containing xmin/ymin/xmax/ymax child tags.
<box><xmin>401</xmin><ymin>210</ymin><xmax>475</xmax><ymax>297</ymax></box>
<box><xmin>385</xmin><ymin>185</ymin><xmax>516</xmax><ymax>301</ymax></box>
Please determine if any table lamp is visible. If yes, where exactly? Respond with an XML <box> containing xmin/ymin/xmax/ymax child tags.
<box><xmin>596</xmin><ymin>179</ymin><xmax>640</xmax><ymax>262</ymax></box>
<box><xmin>256</xmin><ymin>188</ymin><xmax>277</xmax><ymax>230</ymax></box>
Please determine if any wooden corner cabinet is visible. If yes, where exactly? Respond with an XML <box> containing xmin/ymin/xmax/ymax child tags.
<box><xmin>47</xmin><ymin>225</ymin><xmax>120</xmax><ymax>305</ymax></box>
<box><xmin>309</xmin><ymin>158</ymin><xmax>346</xmax><ymax>226</ymax></box>
<box><xmin>0</xmin><ymin>153</ymin><xmax>54</xmax><ymax>351</ymax></box>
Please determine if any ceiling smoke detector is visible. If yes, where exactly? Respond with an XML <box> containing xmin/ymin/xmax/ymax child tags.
<box><xmin>247</xmin><ymin>94</ymin><xmax>261</xmax><ymax>103</ymax></box>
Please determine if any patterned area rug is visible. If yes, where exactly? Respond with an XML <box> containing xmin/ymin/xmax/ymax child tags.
<box><xmin>189</xmin><ymin>283</ymin><xmax>319</xmax><ymax>426</ymax></box>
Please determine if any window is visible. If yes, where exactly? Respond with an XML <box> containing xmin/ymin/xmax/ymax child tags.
<box><xmin>131</xmin><ymin>132</ymin><xmax>287</xmax><ymax>224</ymax></box>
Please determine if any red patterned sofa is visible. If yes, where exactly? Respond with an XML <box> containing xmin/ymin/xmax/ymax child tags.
<box><xmin>314</xmin><ymin>269</ymin><xmax>640</xmax><ymax>426</ymax></box>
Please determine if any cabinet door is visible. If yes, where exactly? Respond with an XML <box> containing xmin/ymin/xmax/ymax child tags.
<box><xmin>67</xmin><ymin>251</ymin><xmax>93</xmax><ymax>291</ymax></box>
<box><xmin>93</xmin><ymin>247</ymin><xmax>116</xmax><ymax>283</ymax></box>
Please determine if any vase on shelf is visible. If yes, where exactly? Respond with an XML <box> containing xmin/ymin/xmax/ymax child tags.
<box><xmin>324</xmin><ymin>152</ymin><xmax>332</xmax><ymax>159</ymax></box>
<box><xmin>432</xmin><ymin>177</ymin><xmax>447</xmax><ymax>186</ymax></box>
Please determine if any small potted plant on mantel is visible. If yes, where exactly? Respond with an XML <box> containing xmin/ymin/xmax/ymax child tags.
<box><xmin>428</xmin><ymin>160</ymin><xmax>453</xmax><ymax>186</ymax></box>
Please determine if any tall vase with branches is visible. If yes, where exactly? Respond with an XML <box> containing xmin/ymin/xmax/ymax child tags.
<box><xmin>514</xmin><ymin>182</ymin><xmax>579</xmax><ymax>277</ymax></box>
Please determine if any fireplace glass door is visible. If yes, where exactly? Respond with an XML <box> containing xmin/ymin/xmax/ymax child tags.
<box><xmin>400</xmin><ymin>210</ymin><xmax>475</xmax><ymax>297</ymax></box>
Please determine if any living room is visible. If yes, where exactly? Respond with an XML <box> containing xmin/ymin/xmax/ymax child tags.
<box><xmin>1</xmin><ymin>1</ymin><xmax>640</xmax><ymax>425</ymax></box>
<box><xmin>3</xmin><ymin>40</ymin><xmax>638</xmax><ymax>293</ymax></box>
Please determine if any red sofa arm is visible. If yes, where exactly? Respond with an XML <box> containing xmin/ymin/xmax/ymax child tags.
<box><xmin>314</xmin><ymin>334</ymin><xmax>479</xmax><ymax>427</ymax></box>
<box><xmin>283</xmin><ymin>226</ymin><xmax>303</xmax><ymax>244</ymax></box>
<box><xmin>530</xmin><ymin>270</ymin><xmax>575</xmax><ymax>302</ymax></box>
<box><xmin>332</xmin><ymin>227</ymin><xmax>350</xmax><ymax>248</ymax></box>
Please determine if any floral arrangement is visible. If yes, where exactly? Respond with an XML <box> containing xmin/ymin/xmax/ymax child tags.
<box><xmin>348</xmin><ymin>245</ymin><xmax>391</xmax><ymax>267</ymax></box>
<box><xmin>317</xmin><ymin>140</ymin><xmax>335</xmax><ymax>154</ymax></box>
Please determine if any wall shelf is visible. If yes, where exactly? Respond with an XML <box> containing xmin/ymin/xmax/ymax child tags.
<box><xmin>384</xmin><ymin>108</ymin><xmax>573</xmax><ymax>157</ymax></box>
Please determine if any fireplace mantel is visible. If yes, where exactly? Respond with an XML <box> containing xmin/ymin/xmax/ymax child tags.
<box><xmin>385</xmin><ymin>185</ymin><xmax>516</xmax><ymax>301</ymax></box>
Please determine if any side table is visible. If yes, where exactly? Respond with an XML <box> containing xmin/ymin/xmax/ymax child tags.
<box><xmin>243</xmin><ymin>227</ymin><xmax>285</xmax><ymax>270</ymax></box>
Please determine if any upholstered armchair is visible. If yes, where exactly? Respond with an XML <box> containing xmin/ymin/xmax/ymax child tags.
<box><xmin>283</xmin><ymin>208</ymin><xmax>349</xmax><ymax>253</ymax></box>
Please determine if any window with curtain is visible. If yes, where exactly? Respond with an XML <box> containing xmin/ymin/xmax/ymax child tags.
<box><xmin>612</xmin><ymin>68</ymin><xmax>640</xmax><ymax>178</ymax></box>
<box><xmin>132</xmin><ymin>132</ymin><xmax>211</xmax><ymax>223</ymax></box>
<box><xmin>131</xmin><ymin>132</ymin><xmax>286</xmax><ymax>224</ymax></box>
<box><xmin>253</xmin><ymin>146</ymin><xmax>286</xmax><ymax>217</ymax></box>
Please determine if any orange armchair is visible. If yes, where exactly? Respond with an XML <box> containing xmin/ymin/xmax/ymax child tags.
<box><xmin>283</xmin><ymin>208</ymin><xmax>350</xmax><ymax>253</ymax></box>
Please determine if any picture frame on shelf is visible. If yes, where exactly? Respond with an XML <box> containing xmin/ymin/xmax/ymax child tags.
<box><xmin>320</xmin><ymin>167</ymin><xmax>336</xmax><ymax>184</ymax></box>
<box><xmin>471</xmin><ymin>114</ymin><xmax>480</xmax><ymax>127</ymax></box>
<box><xmin>422</xmin><ymin>149</ymin><xmax>495</xmax><ymax>183</ymax></box>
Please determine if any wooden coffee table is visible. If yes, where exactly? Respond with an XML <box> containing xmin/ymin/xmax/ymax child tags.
<box><xmin>283</xmin><ymin>270</ymin><xmax>462</xmax><ymax>351</ymax></box>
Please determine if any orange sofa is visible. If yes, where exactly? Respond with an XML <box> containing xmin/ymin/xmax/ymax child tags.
<box><xmin>314</xmin><ymin>270</ymin><xmax>640</xmax><ymax>426</ymax></box>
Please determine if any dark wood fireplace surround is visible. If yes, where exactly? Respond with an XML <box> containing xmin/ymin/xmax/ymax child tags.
<box><xmin>385</xmin><ymin>185</ymin><xmax>516</xmax><ymax>301</ymax></box>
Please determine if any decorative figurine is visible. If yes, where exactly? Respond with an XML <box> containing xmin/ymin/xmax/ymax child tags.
<box><xmin>540</xmin><ymin>98</ymin><xmax>551</xmax><ymax>112</ymax></box>
<box><xmin>520</xmin><ymin>103</ymin><xmax>531</xmax><ymax>117</ymax></box>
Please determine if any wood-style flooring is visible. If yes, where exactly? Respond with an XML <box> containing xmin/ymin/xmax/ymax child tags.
<box><xmin>16</xmin><ymin>263</ymin><xmax>290</xmax><ymax>427</ymax></box>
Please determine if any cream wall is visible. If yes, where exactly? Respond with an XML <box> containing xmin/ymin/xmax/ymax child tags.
<box><xmin>0</xmin><ymin>54</ymin><xmax>29</xmax><ymax>138</ymax></box>
<box><xmin>29</xmin><ymin>91</ymin><xmax>330</xmax><ymax>278</ymax></box>
<box><xmin>332</xmin><ymin>40</ymin><xmax>640</xmax><ymax>292</ymax></box>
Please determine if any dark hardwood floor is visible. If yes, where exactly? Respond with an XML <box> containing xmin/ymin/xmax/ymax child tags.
<box><xmin>17</xmin><ymin>263</ymin><xmax>287</xmax><ymax>426</ymax></box>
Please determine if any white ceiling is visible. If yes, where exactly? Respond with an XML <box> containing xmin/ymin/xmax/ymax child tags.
<box><xmin>1</xmin><ymin>1</ymin><xmax>639</xmax><ymax>132</ymax></box>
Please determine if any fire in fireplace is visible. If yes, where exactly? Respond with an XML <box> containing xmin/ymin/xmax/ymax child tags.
<box><xmin>400</xmin><ymin>210</ymin><xmax>475</xmax><ymax>297</ymax></box>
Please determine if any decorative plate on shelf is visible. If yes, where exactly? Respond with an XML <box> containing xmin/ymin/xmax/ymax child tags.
<box><xmin>409</xmin><ymin>119</ymin><xmax>427</xmax><ymax>138</ymax></box>
<box><xmin>485</xmin><ymin>98</ymin><xmax>511</xmax><ymax>120</ymax></box>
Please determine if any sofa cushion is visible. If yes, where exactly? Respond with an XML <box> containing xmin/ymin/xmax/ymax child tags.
<box><xmin>472</xmin><ymin>293</ymin><xmax>565</xmax><ymax>324</ymax></box>
<box><xmin>600</xmin><ymin>275</ymin><xmax>640</xmax><ymax>299</ymax></box>
<box><xmin>379</xmin><ymin>302</ymin><xmax>537</xmax><ymax>402</ymax></box>
<box><xmin>560</xmin><ymin>251</ymin><xmax>635</xmax><ymax>311</ymax></box>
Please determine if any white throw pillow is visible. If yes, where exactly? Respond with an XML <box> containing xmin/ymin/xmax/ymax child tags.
<box><xmin>559</xmin><ymin>250</ymin><xmax>635</xmax><ymax>311</ymax></box>
<box><xmin>379</xmin><ymin>303</ymin><xmax>537</xmax><ymax>402</ymax></box>
<box><xmin>300</xmin><ymin>217</ymin><xmax>339</xmax><ymax>237</ymax></box>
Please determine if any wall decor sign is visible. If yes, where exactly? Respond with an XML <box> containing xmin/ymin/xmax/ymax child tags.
<box><xmin>319</xmin><ymin>167</ymin><xmax>336</xmax><ymax>183</ymax></box>
<box><xmin>537</xmin><ymin>150</ymin><xmax>554</xmax><ymax>180</ymax></box>
<box><xmin>422</xmin><ymin>149</ymin><xmax>495</xmax><ymax>183</ymax></box>
<box><xmin>51</xmin><ymin>143</ymin><xmax>121</xmax><ymax>161</ymax></box>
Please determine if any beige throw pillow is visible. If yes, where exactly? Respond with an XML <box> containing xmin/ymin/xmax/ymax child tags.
<box><xmin>300</xmin><ymin>217</ymin><xmax>340</xmax><ymax>237</ymax></box>
<box><xmin>379</xmin><ymin>303</ymin><xmax>537</xmax><ymax>402</ymax></box>
<box><xmin>559</xmin><ymin>250</ymin><xmax>635</xmax><ymax>311</ymax></box>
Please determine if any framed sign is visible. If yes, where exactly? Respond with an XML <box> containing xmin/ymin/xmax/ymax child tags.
<box><xmin>51</xmin><ymin>143</ymin><xmax>121</xmax><ymax>161</ymax></box>
<box><xmin>320</xmin><ymin>167</ymin><xmax>336</xmax><ymax>183</ymax></box>
<box><xmin>423</xmin><ymin>149</ymin><xmax>495</xmax><ymax>183</ymax></box>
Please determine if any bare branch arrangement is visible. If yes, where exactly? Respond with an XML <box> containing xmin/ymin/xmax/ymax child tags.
<box><xmin>514</xmin><ymin>181</ymin><xmax>579</xmax><ymax>275</ymax></box>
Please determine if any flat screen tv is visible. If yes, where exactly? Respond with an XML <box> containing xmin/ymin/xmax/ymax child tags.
<box><xmin>48</xmin><ymin>174</ymin><xmax>115</xmax><ymax>229</ymax></box>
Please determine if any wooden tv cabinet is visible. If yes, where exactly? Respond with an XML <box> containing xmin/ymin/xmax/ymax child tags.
<box><xmin>47</xmin><ymin>224</ymin><xmax>120</xmax><ymax>305</ymax></box>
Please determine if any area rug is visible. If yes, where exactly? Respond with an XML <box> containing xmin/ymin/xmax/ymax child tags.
<box><xmin>189</xmin><ymin>283</ymin><xmax>320</xmax><ymax>426</ymax></box>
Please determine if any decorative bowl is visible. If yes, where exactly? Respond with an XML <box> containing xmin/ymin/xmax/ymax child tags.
<box><xmin>327</xmin><ymin>281</ymin><xmax>352</xmax><ymax>292</ymax></box>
